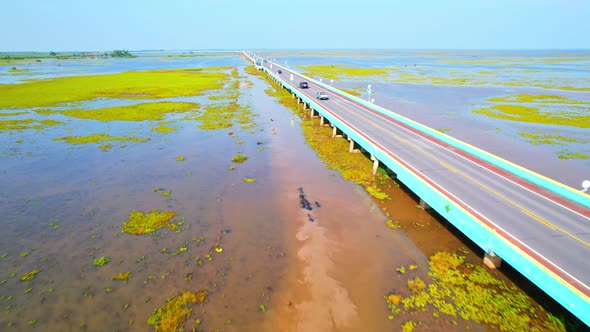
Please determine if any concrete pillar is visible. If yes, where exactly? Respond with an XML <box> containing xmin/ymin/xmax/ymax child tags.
<box><xmin>332</xmin><ymin>126</ymin><xmax>342</xmax><ymax>138</ymax></box>
<box><xmin>292</xmin><ymin>93</ymin><xmax>295</xmax><ymax>99</ymax></box>
<box><xmin>483</xmin><ymin>252</ymin><xmax>503</xmax><ymax>269</ymax></box>
<box><xmin>371</xmin><ymin>155</ymin><xmax>379</xmax><ymax>175</ymax></box>
<box><xmin>419</xmin><ymin>199</ymin><xmax>431</xmax><ymax>210</ymax></box>
<box><xmin>348</xmin><ymin>138</ymin><xmax>360</xmax><ymax>153</ymax></box>
<box><xmin>320</xmin><ymin>115</ymin><xmax>325</xmax><ymax>126</ymax></box>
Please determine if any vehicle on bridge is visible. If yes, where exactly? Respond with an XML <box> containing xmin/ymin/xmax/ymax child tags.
<box><xmin>299</xmin><ymin>81</ymin><xmax>309</xmax><ymax>89</ymax></box>
<box><xmin>277</xmin><ymin>70</ymin><xmax>282</xmax><ymax>74</ymax></box>
<box><xmin>316</xmin><ymin>91</ymin><xmax>329</xmax><ymax>100</ymax></box>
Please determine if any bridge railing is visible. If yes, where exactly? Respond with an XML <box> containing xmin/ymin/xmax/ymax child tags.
<box><xmin>261</xmin><ymin>57</ymin><xmax>589</xmax><ymax>209</ymax></box>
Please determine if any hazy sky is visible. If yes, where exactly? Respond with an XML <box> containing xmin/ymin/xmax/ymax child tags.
<box><xmin>1</xmin><ymin>0</ymin><xmax>589</xmax><ymax>51</ymax></box>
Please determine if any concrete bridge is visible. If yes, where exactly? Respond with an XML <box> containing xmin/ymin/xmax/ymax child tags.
<box><xmin>244</xmin><ymin>51</ymin><xmax>590</xmax><ymax>326</ymax></box>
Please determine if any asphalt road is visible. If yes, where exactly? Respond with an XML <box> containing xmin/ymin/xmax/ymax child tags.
<box><xmin>265</xmin><ymin>61</ymin><xmax>590</xmax><ymax>300</ymax></box>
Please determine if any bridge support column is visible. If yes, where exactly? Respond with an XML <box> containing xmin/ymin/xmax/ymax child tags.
<box><xmin>483</xmin><ymin>252</ymin><xmax>503</xmax><ymax>269</ymax></box>
<box><xmin>332</xmin><ymin>126</ymin><xmax>343</xmax><ymax>138</ymax></box>
<box><xmin>292</xmin><ymin>93</ymin><xmax>295</xmax><ymax>99</ymax></box>
<box><xmin>419</xmin><ymin>199</ymin><xmax>431</xmax><ymax>210</ymax></box>
<box><xmin>320</xmin><ymin>115</ymin><xmax>325</xmax><ymax>126</ymax></box>
<box><xmin>348</xmin><ymin>138</ymin><xmax>360</xmax><ymax>153</ymax></box>
<box><xmin>371</xmin><ymin>155</ymin><xmax>380</xmax><ymax>175</ymax></box>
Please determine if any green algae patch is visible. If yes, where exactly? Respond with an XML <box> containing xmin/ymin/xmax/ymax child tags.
<box><xmin>152</xmin><ymin>121</ymin><xmax>180</xmax><ymax>133</ymax></box>
<box><xmin>231</xmin><ymin>154</ymin><xmax>248</xmax><ymax>163</ymax></box>
<box><xmin>54</xmin><ymin>133</ymin><xmax>149</xmax><ymax>145</ymax></box>
<box><xmin>147</xmin><ymin>289</ymin><xmax>208</xmax><ymax>332</ymax></box>
<box><xmin>20</xmin><ymin>269</ymin><xmax>40</xmax><ymax>281</ymax></box>
<box><xmin>60</xmin><ymin>101</ymin><xmax>198</xmax><ymax>122</ymax></box>
<box><xmin>558</xmin><ymin>151</ymin><xmax>589</xmax><ymax>160</ymax></box>
<box><xmin>243</xmin><ymin>177</ymin><xmax>257</xmax><ymax>183</ymax></box>
<box><xmin>386</xmin><ymin>251</ymin><xmax>567</xmax><ymax>331</ymax></box>
<box><xmin>519</xmin><ymin>132</ymin><xmax>580</xmax><ymax>145</ymax></box>
<box><xmin>487</xmin><ymin>94</ymin><xmax>590</xmax><ymax>105</ymax></box>
<box><xmin>0</xmin><ymin>118</ymin><xmax>63</xmax><ymax>131</ymax></box>
<box><xmin>0</xmin><ymin>68</ymin><xmax>228</xmax><ymax>109</ymax></box>
<box><xmin>0</xmin><ymin>111</ymin><xmax>28</xmax><ymax>117</ymax></box>
<box><xmin>93</xmin><ymin>256</ymin><xmax>111</xmax><ymax>266</ymax></box>
<box><xmin>473</xmin><ymin>104</ymin><xmax>590</xmax><ymax>128</ymax></box>
<box><xmin>299</xmin><ymin>64</ymin><xmax>394</xmax><ymax>81</ymax></box>
<box><xmin>122</xmin><ymin>209</ymin><xmax>178</xmax><ymax>235</ymax></box>
<box><xmin>175</xmin><ymin>156</ymin><xmax>185</xmax><ymax>161</ymax></box>
<box><xmin>112</xmin><ymin>272</ymin><xmax>131</xmax><ymax>281</ymax></box>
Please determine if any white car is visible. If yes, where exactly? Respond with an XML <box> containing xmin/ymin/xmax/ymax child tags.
<box><xmin>316</xmin><ymin>91</ymin><xmax>329</xmax><ymax>100</ymax></box>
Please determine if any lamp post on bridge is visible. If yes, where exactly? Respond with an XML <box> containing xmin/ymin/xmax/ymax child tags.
<box><xmin>367</xmin><ymin>84</ymin><xmax>373</xmax><ymax>102</ymax></box>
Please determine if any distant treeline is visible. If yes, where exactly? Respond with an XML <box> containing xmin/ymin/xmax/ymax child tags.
<box><xmin>1</xmin><ymin>50</ymin><xmax>135</xmax><ymax>60</ymax></box>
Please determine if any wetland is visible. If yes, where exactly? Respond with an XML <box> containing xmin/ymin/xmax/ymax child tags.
<box><xmin>0</xmin><ymin>50</ymin><xmax>587</xmax><ymax>331</ymax></box>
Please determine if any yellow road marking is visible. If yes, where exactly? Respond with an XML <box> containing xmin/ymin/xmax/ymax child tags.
<box><xmin>338</xmin><ymin>103</ymin><xmax>590</xmax><ymax>248</ymax></box>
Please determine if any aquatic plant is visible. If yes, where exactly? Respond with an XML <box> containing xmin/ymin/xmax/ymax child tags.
<box><xmin>298</xmin><ymin>64</ymin><xmax>393</xmax><ymax>81</ymax></box>
<box><xmin>243</xmin><ymin>177</ymin><xmax>256</xmax><ymax>183</ymax></box>
<box><xmin>0</xmin><ymin>68</ymin><xmax>228</xmax><ymax>109</ymax></box>
<box><xmin>153</xmin><ymin>188</ymin><xmax>171</xmax><ymax>197</ymax></box>
<box><xmin>112</xmin><ymin>272</ymin><xmax>131</xmax><ymax>281</ymax></box>
<box><xmin>401</xmin><ymin>320</ymin><xmax>417</xmax><ymax>332</ymax></box>
<box><xmin>20</xmin><ymin>269</ymin><xmax>40</xmax><ymax>281</ymax></box>
<box><xmin>231</xmin><ymin>154</ymin><xmax>248</xmax><ymax>163</ymax></box>
<box><xmin>385</xmin><ymin>251</ymin><xmax>567</xmax><ymax>331</ymax></box>
<box><xmin>366</xmin><ymin>186</ymin><xmax>390</xmax><ymax>200</ymax></box>
<box><xmin>53</xmin><ymin>133</ymin><xmax>149</xmax><ymax>145</ymax></box>
<box><xmin>122</xmin><ymin>209</ymin><xmax>178</xmax><ymax>235</ymax></box>
<box><xmin>147</xmin><ymin>289</ymin><xmax>208</xmax><ymax>332</ymax></box>
<box><xmin>175</xmin><ymin>156</ymin><xmax>185</xmax><ymax>161</ymax></box>
<box><xmin>93</xmin><ymin>257</ymin><xmax>111</xmax><ymax>266</ymax></box>
<box><xmin>473</xmin><ymin>104</ymin><xmax>590</xmax><ymax>128</ymax></box>
<box><xmin>385</xmin><ymin>219</ymin><xmax>401</xmax><ymax>229</ymax></box>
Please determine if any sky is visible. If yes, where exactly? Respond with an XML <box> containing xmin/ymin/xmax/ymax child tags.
<box><xmin>1</xmin><ymin>0</ymin><xmax>589</xmax><ymax>52</ymax></box>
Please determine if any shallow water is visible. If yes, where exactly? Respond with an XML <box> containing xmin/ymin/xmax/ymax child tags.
<box><xmin>1</xmin><ymin>51</ymin><xmax>585</xmax><ymax>331</ymax></box>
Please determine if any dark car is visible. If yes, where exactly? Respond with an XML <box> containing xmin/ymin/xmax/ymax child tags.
<box><xmin>299</xmin><ymin>81</ymin><xmax>309</xmax><ymax>89</ymax></box>
<box><xmin>277</xmin><ymin>70</ymin><xmax>282</xmax><ymax>74</ymax></box>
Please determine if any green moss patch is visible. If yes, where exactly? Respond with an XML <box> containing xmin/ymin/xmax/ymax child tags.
<box><xmin>122</xmin><ymin>209</ymin><xmax>178</xmax><ymax>235</ymax></box>
<box><xmin>386</xmin><ymin>252</ymin><xmax>567</xmax><ymax>331</ymax></box>
<box><xmin>0</xmin><ymin>68</ymin><xmax>228</xmax><ymax>109</ymax></box>
<box><xmin>112</xmin><ymin>272</ymin><xmax>131</xmax><ymax>281</ymax></box>
<box><xmin>93</xmin><ymin>257</ymin><xmax>111</xmax><ymax>266</ymax></box>
<box><xmin>59</xmin><ymin>101</ymin><xmax>198</xmax><ymax>122</ymax></box>
<box><xmin>147</xmin><ymin>289</ymin><xmax>208</xmax><ymax>332</ymax></box>
<box><xmin>54</xmin><ymin>133</ymin><xmax>149</xmax><ymax>145</ymax></box>
<box><xmin>473</xmin><ymin>104</ymin><xmax>590</xmax><ymax>128</ymax></box>
<box><xmin>519</xmin><ymin>132</ymin><xmax>580</xmax><ymax>145</ymax></box>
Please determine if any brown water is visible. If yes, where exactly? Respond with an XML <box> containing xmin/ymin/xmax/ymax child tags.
<box><xmin>0</xmin><ymin>61</ymin><xmax>441</xmax><ymax>331</ymax></box>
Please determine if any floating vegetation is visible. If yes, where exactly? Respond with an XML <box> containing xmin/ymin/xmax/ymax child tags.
<box><xmin>385</xmin><ymin>251</ymin><xmax>567</xmax><ymax>331</ymax></box>
<box><xmin>0</xmin><ymin>68</ymin><xmax>228</xmax><ymax>109</ymax></box>
<box><xmin>53</xmin><ymin>133</ymin><xmax>149</xmax><ymax>145</ymax></box>
<box><xmin>486</xmin><ymin>94</ymin><xmax>590</xmax><ymax>105</ymax></box>
<box><xmin>214</xmin><ymin>247</ymin><xmax>223</xmax><ymax>253</ymax></box>
<box><xmin>298</xmin><ymin>64</ymin><xmax>394</xmax><ymax>81</ymax></box>
<box><xmin>112</xmin><ymin>272</ymin><xmax>131</xmax><ymax>281</ymax></box>
<box><xmin>147</xmin><ymin>289</ymin><xmax>208</xmax><ymax>332</ymax></box>
<box><xmin>152</xmin><ymin>122</ymin><xmax>179</xmax><ymax>133</ymax></box>
<box><xmin>231</xmin><ymin>154</ymin><xmax>247</xmax><ymax>163</ymax></box>
<box><xmin>20</xmin><ymin>252</ymin><xmax>29</xmax><ymax>257</ymax></box>
<box><xmin>366</xmin><ymin>186</ymin><xmax>390</xmax><ymax>200</ymax></box>
<box><xmin>242</xmin><ymin>177</ymin><xmax>257</xmax><ymax>183</ymax></box>
<box><xmin>20</xmin><ymin>269</ymin><xmax>40</xmax><ymax>281</ymax></box>
<box><xmin>0</xmin><ymin>118</ymin><xmax>62</xmax><ymax>131</ymax></box>
<box><xmin>122</xmin><ymin>209</ymin><xmax>178</xmax><ymax>235</ymax></box>
<box><xmin>558</xmin><ymin>151</ymin><xmax>589</xmax><ymax>160</ymax></box>
<box><xmin>175</xmin><ymin>156</ymin><xmax>185</xmax><ymax>161</ymax></box>
<box><xmin>93</xmin><ymin>257</ymin><xmax>111</xmax><ymax>266</ymax></box>
<box><xmin>385</xmin><ymin>219</ymin><xmax>401</xmax><ymax>229</ymax></box>
<box><xmin>473</xmin><ymin>104</ymin><xmax>590</xmax><ymax>128</ymax></box>
<box><xmin>519</xmin><ymin>132</ymin><xmax>581</xmax><ymax>146</ymax></box>
<box><xmin>59</xmin><ymin>102</ymin><xmax>199</xmax><ymax>122</ymax></box>
<box><xmin>153</xmin><ymin>188</ymin><xmax>171</xmax><ymax>197</ymax></box>
<box><xmin>258</xmin><ymin>304</ymin><xmax>267</xmax><ymax>313</ymax></box>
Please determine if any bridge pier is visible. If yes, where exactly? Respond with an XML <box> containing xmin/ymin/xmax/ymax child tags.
<box><xmin>332</xmin><ymin>125</ymin><xmax>343</xmax><ymax>138</ymax></box>
<box><xmin>419</xmin><ymin>199</ymin><xmax>431</xmax><ymax>210</ymax></box>
<box><xmin>371</xmin><ymin>154</ymin><xmax>380</xmax><ymax>175</ymax></box>
<box><xmin>483</xmin><ymin>252</ymin><xmax>503</xmax><ymax>269</ymax></box>
<box><xmin>320</xmin><ymin>115</ymin><xmax>325</xmax><ymax>126</ymax></box>
<box><xmin>292</xmin><ymin>92</ymin><xmax>295</xmax><ymax>99</ymax></box>
<box><xmin>348</xmin><ymin>138</ymin><xmax>360</xmax><ymax>153</ymax></box>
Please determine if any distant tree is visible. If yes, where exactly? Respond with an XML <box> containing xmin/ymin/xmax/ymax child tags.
<box><xmin>110</xmin><ymin>50</ymin><xmax>134</xmax><ymax>58</ymax></box>
<box><xmin>49</xmin><ymin>51</ymin><xmax>57</xmax><ymax>56</ymax></box>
